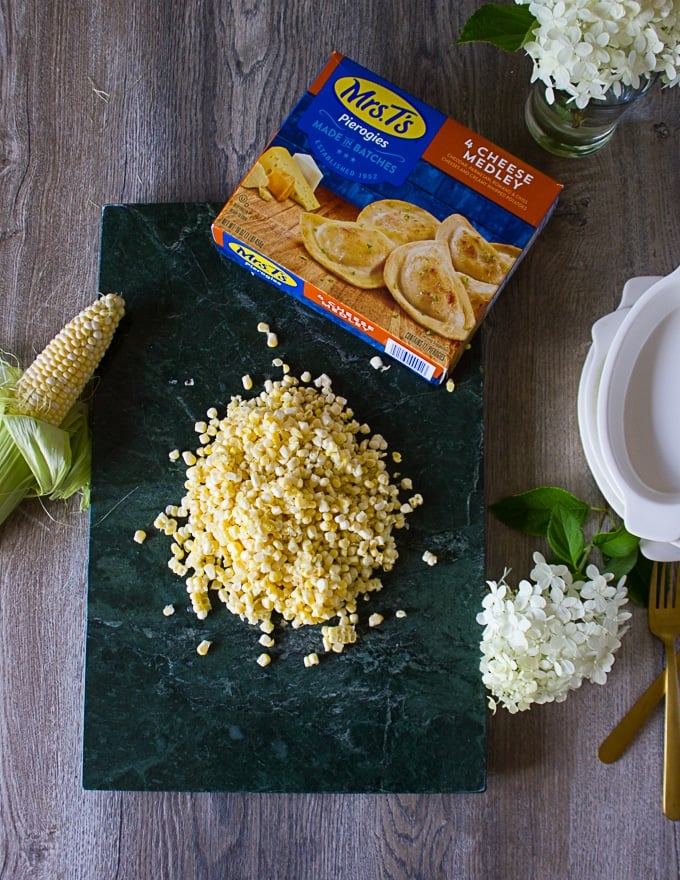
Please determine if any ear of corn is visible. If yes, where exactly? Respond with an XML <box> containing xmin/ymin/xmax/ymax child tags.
<box><xmin>0</xmin><ymin>293</ymin><xmax>125</xmax><ymax>528</ymax></box>
<box><xmin>14</xmin><ymin>293</ymin><xmax>125</xmax><ymax>426</ymax></box>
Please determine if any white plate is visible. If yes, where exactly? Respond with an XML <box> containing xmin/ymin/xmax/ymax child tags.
<box><xmin>577</xmin><ymin>309</ymin><xmax>628</xmax><ymax>516</ymax></box>
<box><xmin>578</xmin><ymin>277</ymin><xmax>661</xmax><ymax>516</ymax></box>
<box><xmin>578</xmin><ymin>276</ymin><xmax>680</xmax><ymax>560</ymax></box>
<box><xmin>597</xmin><ymin>266</ymin><xmax>680</xmax><ymax>542</ymax></box>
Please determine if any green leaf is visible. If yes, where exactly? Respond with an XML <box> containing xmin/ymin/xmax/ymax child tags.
<box><xmin>547</xmin><ymin>505</ymin><xmax>585</xmax><ymax>569</ymax></box>
<box><xmin>490</xmin><ymin>487</ymin><xmax>590</xmax><ymax>537</ymax></box>
<box><xmin>592</xmin><ymin>526</ymin><xmax>639</xmax><ymax>559</ymax></box>
<box><xmin>602</xmin><ymin>548</ymin><xmax>638</xmax><ymax>579</ymax></box>
<box><xmin>455</xmin><ymin>3</ymin><xmax>537</xmax><ymax>51</ymax></box>
<box><xmin>618</xmin><ymin>552</ymin><xmax>652</xmax><ymax>606</ymax></box>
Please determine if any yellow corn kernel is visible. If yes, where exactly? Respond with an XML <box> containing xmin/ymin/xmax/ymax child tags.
<box><xmin>162</xmin><ymin>604</ymin><xmax>175</xmax><ymax>616</ymax></box>
<box><xmin>14</xmin><ymin>293</ymin><xmax>126</xmax><ymax>427</ymax></box>
<box><xmin>422</xmin><ymin>550</ymin><xmax>438</xmax><ymax>567</ymax></box>
<box><xmin>190</xmin><ymin>590</ymin><xmax>211</xmax><ymax>619</ymax></box>
<box><xmin>258</xmin><ymin>634</ymin><xmax>275</xmax><ymax>648</ymax></box>
<box><xmin>182</xmin><ymin>450</ymin><xmax>196</xmax><ymax>466</ymax></box>
<box><xmin>256</xmin><ymin>321</ymin><xmax>270</xmax><ymax>333</ymax></box>
<box><xmin>266</xmin><ymin>332</ymin><xmax>278</xmax><ymax>348</ymax></box>
<box><xmin>196</xmin><ymin>639</ymin><xmax>212</xmax><ymax>656</ymax></box>
<box><xmin>303</xmin><ymin>652</ymin><xmax>319</xmax><ymax>667</ymax></box>
<box><xmin>395</xmin><ymin>609</ymin><xmax>407</xmax><ymax>619</ymax></box>
<box><xmin>168</xmin><ymin>449</ymin><xmax>180</xmax><ymax>461</ymax></box>
<box><xmin>241</xmin><ymin>373</ymin><xmax>253</xmax><ymax>391</ymax></box>
<box><xmin>133</xmin><ymin>529</ymin><xmax>147</xmax><ymax>544</ymax></box>
<box><xmin>256</xmin><ymin>652</ymin><xmax>271</xmax><ymax>667</ymax></box>
<box><xmin>368</xmin><ymin>613</ymin><xmax>384</xmax><ymax>627</ymax></box>
<box><xmin>445</xmin><ymin>378</ymin><xmax>456</xmax><ymax>393</ymax></box>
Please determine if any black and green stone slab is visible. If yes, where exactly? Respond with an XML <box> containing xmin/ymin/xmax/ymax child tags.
<box><xmin>83</xmin><ymin>202</ymin><xmax>486</xmax><ymax>793</ymax></box>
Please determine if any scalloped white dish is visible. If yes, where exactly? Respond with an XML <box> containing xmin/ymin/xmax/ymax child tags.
<box><xmin>597</xmin><ymin>266</ymin><xmax>680</xmax><ymax>543</ymax></box>
<box><xmin>578</xmin><ymin>309</ymin><xmax>628</xmax><ymax>516</ymax></box>
<box><xmin>578</xmin><ymin>276</ymin><xmax>680</xmax><ymax>560</ymax></box>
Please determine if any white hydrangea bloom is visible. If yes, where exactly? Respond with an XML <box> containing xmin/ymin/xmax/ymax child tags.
<box><xmin>478</xmin><ymin>552</ymin><xmax>632</xmax><ymax>713</ymax></box>
<box><xmin>516</xmin><ymin>0</ymin><xmax>680</xmax><ymax>106</ymax></box>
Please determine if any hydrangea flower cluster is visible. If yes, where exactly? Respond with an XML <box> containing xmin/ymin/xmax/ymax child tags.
<box><xmin>478</xmin><ymin>552</ymin><xmax>632</xmax><ymax>713</ymax></box>
<box><xmin>518</xmin><ymin>0</ymin><xmax>680</xmax><ymax>106</ymax></box>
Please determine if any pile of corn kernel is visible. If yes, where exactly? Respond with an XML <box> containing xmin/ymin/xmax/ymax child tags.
<box><xmin>153</xmin><ymin>367</ymin><xmax>423</xmax><ymax>663</ymax></box>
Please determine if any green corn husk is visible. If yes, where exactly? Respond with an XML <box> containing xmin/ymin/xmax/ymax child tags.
<box><xmin>0</xmin><ymin>359</ymin><xmax>91</xmax><ymax>527</ymax></box>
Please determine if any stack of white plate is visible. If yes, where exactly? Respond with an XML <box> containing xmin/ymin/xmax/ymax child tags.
<box><xmin>577</xmin><ymin>266</ymin><xmax>680</xmax><ymax>561</ymax></box>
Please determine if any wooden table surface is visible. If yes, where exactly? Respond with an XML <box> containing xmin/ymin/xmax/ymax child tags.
<box><xmin>1</xmin><ymin>2</ymin><xmax>679</xmax><ymax>877</ymax></box>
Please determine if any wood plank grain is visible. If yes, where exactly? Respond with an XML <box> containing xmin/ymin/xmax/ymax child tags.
<box><xmin>1</xmin><ymin>0</ymin><xmax>679</xmax><ymax>877</ymax></box>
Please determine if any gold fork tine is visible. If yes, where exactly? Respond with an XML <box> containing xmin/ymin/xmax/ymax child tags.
<box><xmin>648</xmin><ymin>561</ymin><xmax>680</xmax><ymax>820</ymax></box>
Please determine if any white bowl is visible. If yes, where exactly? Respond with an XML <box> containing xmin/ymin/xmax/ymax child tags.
<box><xmin>596</xmin><ymin>266</ymin><xmax>680</xmax><ymax>543</ymax></box>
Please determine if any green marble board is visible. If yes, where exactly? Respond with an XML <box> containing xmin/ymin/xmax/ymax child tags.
<box><xmin>82</xmin><ymin>202</ymin><xmax>486</xmax><ymax>793</ymax></box>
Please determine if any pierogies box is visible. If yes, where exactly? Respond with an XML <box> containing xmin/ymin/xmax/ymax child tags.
<box><xmin>212</xmin><ymin>52</ymin><xmax>562</xmax><ymax>384</ymax></box>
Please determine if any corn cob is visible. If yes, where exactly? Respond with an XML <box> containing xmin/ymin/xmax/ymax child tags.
<box><xmin>14</xmin><ymin>293</ymin><xmax>125</xmax><ymax>426</ymax></box>
<box><xmin>0</xmin><ymin>293</ymin><xmax>125</xmax><ymax>529</ymax></box>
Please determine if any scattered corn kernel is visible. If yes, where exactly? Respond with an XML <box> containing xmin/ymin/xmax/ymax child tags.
<box><xmin>259</xmin><ymin>634</ymin><xmax>275</xmax><ymax>648</ymax></box>
<box><xmin>257</xmin><ymin>321</ymin><xmax>270</xmax><ymax>333</ymax></box>
<box><xmin>133</xmin><ymin>529</ymin><xmax>147</xmax><ymax>544</ymax></box>
<box><xmin>422</xmin><ymin>550</ymin><xmax>438</xmax><ymax>566</ymax></box>
<box><xmin>369</xmin><ymin>354</ymin><xmax>391</xmax><ymax>372</ymax></box>
<box><xmin>168</xmin><ymin>449</ymin><xmax>180</xmax><ymax>461</ymax></box>
<box><xmin>266</xmin><ymin>332</ymin><xmax>278</xmax><ymax>348</ymax></box>
<box><xmin>271</xmin><ymin>357</ymin><xmax>283</xmax><ymax>367</ymax></box>
<box><xmin>196</xmin><ymin>639</ymin><xmax>212</xmax><ymax>656</ymax></box>
<box><xmin>182</xmin><ymin>450</ymin><xmax>196</xmax><ymax>466</ymax></box>
<box><xmin>395</xmin><ymin>609</ymin><xmax>407</xmax><ymax>619</ymax></box>
<box><xmin>321</xmin><ymin>623</ymin><xmax>357</xmax><ymax>652</ymax></box>
<box><xmin>241</xmin><ymin>373</ymin><xmax>253</xmax><ymax>391</ymax></box>
<box><xmin>300</xmin><ymin>371</ymin><xmax>312</xmax><ymax>383</ymax></box>
<box><xmin>368</xmin><ymin>613</ymin><xmax>384</xmax><ymax>627</ymax></box>
<box><xmin>304</xmin><ymin>652</ymin><xmax>319</xmax><ymax>667</ymax></box>
<box><xmin>162</xmin><ymin>604</ymin><xmax>175</xmax><ymax>616</ymax></box>
<box><xmin>256</xmin><ymin>652</ymin><xmax>271</xmax><ymax>667</ymax></box>
<box><xmin>445</xmin><ymin>378</ymin><xmax>456</xmax><ymax>393</ymax></box>
<box><xmin>391</xmin><ymin>451</ymin><xmax>402</xmax><ymax>464</ymax></box>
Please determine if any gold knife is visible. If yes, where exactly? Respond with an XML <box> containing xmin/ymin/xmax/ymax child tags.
<box><xmin>598</xmin><ymin>651</ymin><xmax>680</xmax><ymax>764</ymax></box>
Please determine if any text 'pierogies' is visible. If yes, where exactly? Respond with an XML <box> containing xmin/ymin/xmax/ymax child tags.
<box><xmin>383</xmin><ymin>241</ymin><xmax>475</xmax><ymax>341</ymax></box>
<box><xmin>356</xmin><ymin>200</ymin><xmax>441</xmax><ymax>247</ymax></box>
<box><xmin>300</xmin><ymin>213</ymin><xmax>394</xmax><ymax>288</ymax></box>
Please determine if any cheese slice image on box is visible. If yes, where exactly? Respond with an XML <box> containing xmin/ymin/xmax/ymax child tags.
<box><xmin>212</xmin><ymin>52</ymin><xmax>563</xmax><ymax>383</ymax></box>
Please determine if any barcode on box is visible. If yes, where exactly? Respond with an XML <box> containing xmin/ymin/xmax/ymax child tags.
<box><xmin>384</xmin><ymin>339</ymin><xmax>435</xmax><ymax>380</ymax></box>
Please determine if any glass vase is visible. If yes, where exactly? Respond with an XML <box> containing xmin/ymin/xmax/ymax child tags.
<box><xmin>524</xmin><ymin>78</ymin><xmax>656</xmax><ymax>158</ymax></box>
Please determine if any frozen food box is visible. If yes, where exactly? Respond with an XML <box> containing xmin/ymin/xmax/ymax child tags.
<box><xmin>212</xmin><ymin>52</ymin><xmax>563</xmax><ymax>383</ymax></box>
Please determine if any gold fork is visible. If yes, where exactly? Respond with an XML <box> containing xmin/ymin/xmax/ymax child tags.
<box><xmin>648</xmin><ymin>561</ymin><xmax>680</xmax><ymax>820</ymax></box>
